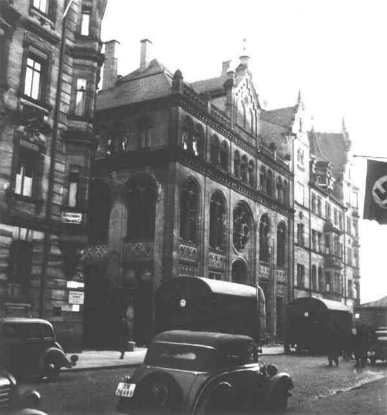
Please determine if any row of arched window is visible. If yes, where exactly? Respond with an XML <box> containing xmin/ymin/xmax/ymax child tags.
<box><xmin>180</xmin><ymin>179</ymin><xmax>287</xmax><ymax>267</ymax></box>
<box><xmin>89</xmin><ymin>176</ymin><xmax>287</xmax><ymax>268</ymax></box>
<box><xmin>181</xmin><ymin>124</ymin><xmax>289</xmax><ymax>204</ymax></box>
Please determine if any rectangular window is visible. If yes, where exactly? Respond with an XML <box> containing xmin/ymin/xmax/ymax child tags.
<box><xmin>9</xmin><ymin>239</ymin><xmax>33</xmax><ymax>286</ymax></box>
<box><xmin>68</xmin><ymin>171</ymin><xmax>80</xmax><ymax>208</ymax></box>
<box><xmin>81</xmin><ymin>10</ymin><xmax>91</xmax><ymax>36</ymax></box>
<box><xmin>74</xmin><ymin>78</ymin><xmax>87</xmax><ymax>116</ymax></box>
<box><xmin>325</xmin><ymin>202</ymin><xmax>331</xmax><ymax>221</ymax></box>
<box><xmin>347</xmin><ymin>216</ymin><xmax>352</xmax><ymax>235</ymax></box>
<box><xmin>33</xmin><ymin>0</ymin><xmax>48</xmax><ymax>14</ymax></box>
<box><xmin>15</xmin><ymin>154</ymin><xmax>34</xmax><ymax>197</ymax></box>
<box><xmin>333</xmin><ymin>208</ymin><xmax>338</xmax><ymax>226</ymax></box>
<box><xmin>24</xmin><ymin>56</ymin><xmax>43</xmax><ymax>101</ymax></box>
<box><xmin>317</xmin><ymin>196</ymin><xmax>322</xmax><ymax>216</ymax></box>
<box><xmin>295</xmin><ymin>182</ymin><xmax>304</xmax><ymax>205</ymax></box>
<box><xmin>297</xmin><ymin>223</ymin><xmax>304</xmax><ymax>246</ymax></box>
<box><xmin>296</xmin><ymin>264</ymin><xmax>305</xmax><ymax>288</ymax></box>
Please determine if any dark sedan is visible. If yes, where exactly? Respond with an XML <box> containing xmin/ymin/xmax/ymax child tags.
<box><xmin>115</xmin><ymin>330</ymin><xmax>293</xmax><ymax>414</ymax></box>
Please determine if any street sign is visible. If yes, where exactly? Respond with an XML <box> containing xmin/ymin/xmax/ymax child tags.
<box><xmin>61</xmin><ymin>211</ymin><xmax>83</xmax><ymax>224</ymax></box>
<box><xmin>68</xmin><ymin>291</ymin><xmax>84</xmax><ymax>305</ymax></box>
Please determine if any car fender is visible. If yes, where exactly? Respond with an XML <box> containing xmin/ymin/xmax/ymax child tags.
<box><xmin>40</xmin><ymin>347</ymin><xmax>72</xmax><ymax>370</ymax></box>
<box><xmin>266</xmin><ymin>372</ymin><xmax>293</xmax><ymax>401</ymax></box>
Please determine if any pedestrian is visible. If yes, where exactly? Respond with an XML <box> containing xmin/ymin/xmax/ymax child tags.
<box><xmin>118</xmin><ymin>314</ymin><xmax>130</xmax><ymax>359</ymax></box>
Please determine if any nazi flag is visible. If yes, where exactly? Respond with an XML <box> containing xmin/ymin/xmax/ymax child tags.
<box><xmin>364</xmin><ymin>159</ymin><xmax>387</xmax><ymax>224</ymax></box>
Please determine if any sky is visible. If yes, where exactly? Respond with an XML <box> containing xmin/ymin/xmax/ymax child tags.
<box><xmin>101</xmin><ymin>0</ymin><xmax>387</xmax><ymax>303</ymax></box>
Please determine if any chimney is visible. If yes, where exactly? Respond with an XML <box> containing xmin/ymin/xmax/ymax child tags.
<box><xmin>140</xmin><ymin>39</ymin><xmax>153</xmax><ymax>70</ymax></box>
<box><xmin>221</xmin><ymin>60</ymin><xmax>231</xmax><ymax>76</ymax></box>
<box><xmin>102</xmin><ymin>40</ymin><xmax>119</xmax><ymax>90</ymax></box>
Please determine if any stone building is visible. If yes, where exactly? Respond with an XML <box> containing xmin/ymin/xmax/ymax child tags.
<box><xmin>262</xmin><ymin>96</ymin><xmax>360</xmax><ymax>310</ymax></box>
<box><xmin>0</xmin><ymin>0</ymin><xmax>107</xmax><ymax>349</ymax></box>
<box><xmin>86</xmin><ymin>40</ymin><xmax>294</xmax><ymax>347</ymax></box>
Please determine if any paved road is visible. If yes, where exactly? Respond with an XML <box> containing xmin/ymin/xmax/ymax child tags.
<box><xmin>23</xmin><ymin>355</ymin><xmax>387</xmax><ymax>414</ymax></box>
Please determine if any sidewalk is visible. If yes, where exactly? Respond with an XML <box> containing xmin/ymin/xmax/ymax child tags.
<box><xmin>65</xmin><ymin>344</ymin><xmax>284</xmax><ymax>372</ymax></box>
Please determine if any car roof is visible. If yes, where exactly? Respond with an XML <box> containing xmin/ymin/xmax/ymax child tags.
<box><xmin>153</xmin><ymin>330</ymin><xmax>254</xmax><ymax>348</ymax></box>
<box><xmin>1</xmin><ymin>318</ymin><xmax>53</xmax><ymax>327</ymax></box>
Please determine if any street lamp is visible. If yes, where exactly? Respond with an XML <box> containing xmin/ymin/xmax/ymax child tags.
<box><xmin>40</xmin><ymin>0</ymin><xmax>75</xmax><ymax>317</ymax></box>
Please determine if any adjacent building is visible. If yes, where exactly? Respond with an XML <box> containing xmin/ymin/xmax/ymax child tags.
<box><xmin>0</xmin><ymin>0</ymin><xmax>107</xmax><ymax>349</ymax></box>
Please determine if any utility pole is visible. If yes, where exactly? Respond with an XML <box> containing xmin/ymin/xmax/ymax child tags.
<box><xmin>39</xmin><ymin>0</ymin><xmax>75</xmax><ymax>317</ymax></box>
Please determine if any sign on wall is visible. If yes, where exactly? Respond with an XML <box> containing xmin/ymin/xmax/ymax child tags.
<box><xmin>68</xmin><ymin>291</ymin><xmax>84</xmax><ymax>305</ymax></box>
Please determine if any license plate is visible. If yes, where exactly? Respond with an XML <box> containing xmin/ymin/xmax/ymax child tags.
<box><xmin>115</xmin><ymin>382</ymin><xmax>136</xmax><ymax>398</ymax></box>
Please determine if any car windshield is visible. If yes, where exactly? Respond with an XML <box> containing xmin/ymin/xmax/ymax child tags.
<box><xmin>144</xmin><ymin>342</ymin><xmax>216</xmax><ymax>372</ymax></box>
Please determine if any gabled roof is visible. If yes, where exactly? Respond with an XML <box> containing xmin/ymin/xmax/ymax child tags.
<box><xmin>96</xmin><ymin>59</ymin><xmax>173</xmax><ymax>111</ymax></box>
<box><xmin>309</xmin><ymin>131</ymin><xmax>347</xmax><ymax>177</ymax></box>
<box><xmin>260</xmin><ymin>106</ymin><xmax>298</xmax><ymax>129</ymax></box>
<box><xmin>191</xmin><ymin>75</ymin><xmax>228</xmax><ymax>95</ymax></box>
<box><xmin>360</xmin><ymin>296</ymin><xmax>387</xmax><ymax>309</ymax></box>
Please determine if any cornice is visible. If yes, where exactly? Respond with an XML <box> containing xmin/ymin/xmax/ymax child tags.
<box><xmin>69</xmin><ymin>45</ymin><xmax>104</xmax><ymax>65</ymax></box>
<box><xmin>22</xmin><ymin>16</ymin><xmax>60</xmax><ymax>45</ymax></box>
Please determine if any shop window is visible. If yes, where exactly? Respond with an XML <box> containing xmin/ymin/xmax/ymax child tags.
<box><xmin>74</xmin><ymin>78</ymin><xmax>87</xmax><ymax>116</ymax></box>
<box><xmin>209</xmin><ymin>191</ymin><xmax>226</xmax><ymax>251</ymax></box>
<box><xmin>180</xmin><ymin>179</ymin><xmax>200</xmax><ymax>244</ymax></box>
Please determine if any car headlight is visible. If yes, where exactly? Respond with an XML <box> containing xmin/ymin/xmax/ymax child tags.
<box><xmin>266</xmin><ymin>364</ymin><xmax>278</xmax><ymax>377</ymax></box>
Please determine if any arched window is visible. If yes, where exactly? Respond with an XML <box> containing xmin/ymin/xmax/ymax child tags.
<box><xmin>192</xmin><ymin>124</ymin><xmax>204</xmax><ymax>157</ymax></box>
<box><xmin>233</xmin><ymin>203</ymin><xmax>251</xmax><ymax>251</ymax></box>
<box><xmin>234</xmin><ymin>150</ymin><xmax>241</xmax><ymax>178</ymax></box>
<box><xmin>311</xmin><ymin>265</ymin><xmax>317</xmax><ymax>291</ymax></box>
<box><xmin>248</xmin><ymin>160</ymin><xmax>255</xmax><ymax>187</ymax></box>
<box><xmin>259</xmin><ymin>166</ymin><xmax>266</xmax><ymax>192</ymax></box>
<box><xmin>250</xmin><ymin>109</ymin><xmax>255</xmax><ymax>134</ymax></box>
<box><xmin>219</xmin><ymin>141</ymin><xmax>228</xmax><ymax>171</ymax></box>
<box><xmin>318</xmin><ymin>266</ymin><xmax>324</xmax><ymax>291</ymax></box>
<box><xmin>210</xmin><ymin>135</ymin><xmax>220</xmax><ymax>165</ymax></box>
<box><xmin>88</xmin><ymin>179</ymin><xmax>111</xmax><ymax>244</ymax></box>
<box><xmin>182</xmin><ymin>116</ymin><xmax>193</xmax><ymax>151</ymax></box>
<box><xmin>266</xmin><ymin>170</ymin><xmax>273</xmax><ymax>196</ymax></box>
<box><xmin>241</xmin><ymin>155</ymin><xmax>248</xmax><ymax>182</ymax></box>
<box><xmin>277</xmin><ymin>222</ymin><xmax>286</xmax><ymax>267</ymax></box>
<box><xmin>209</xmin><ymin>191</ymin><xmax>226</xmax><ymax>251</ymax></box>
<box><xmin>259</xmin><ymin>214</ymin><xmax>270</xmax><ymax>263</ymax></box>
<box><xmin>127</xmin><ymin>176</ymin><xmax>157</xmax><ymax>240</ymax></box>
<box><xmin>180</xmin><ymin>179</ymin><xmax>200</xmax><ymax>243</ymax></box>
<box><xmin>276</xmin><ymin>176</ymin><xmax>283</xmax><ymax>202</ymax></box>
<box><xmin>283</xmin><ymin>180</ymin><xmax>289</xmax><ymax>204</ymax></box>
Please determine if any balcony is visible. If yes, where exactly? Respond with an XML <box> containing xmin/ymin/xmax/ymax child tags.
<box><xmin>324</xmin><ymin>254</ymin><xmax>343</xmax><ymax>269</ymax></box>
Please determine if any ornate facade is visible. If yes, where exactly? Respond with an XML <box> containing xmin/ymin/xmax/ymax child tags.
<box><xmin>0</xmin><ymin>0</ymin><xmax>107</xmax><ymax>349</ymax></box>
<box><xmin>261</xmin><ymin>97</ymin><xmax>361</xmax><ymax>310</ymax></box>
<box><xmin>88</xmin><ymin>41</ymin><xmax>294</xmax><ymax>346</ymax></box>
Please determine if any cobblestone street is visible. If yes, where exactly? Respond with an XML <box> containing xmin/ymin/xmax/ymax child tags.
<box><xmin>25</xmin><ymin>353</ymin><xmax>387</xmax><ymax>414</ymax></box>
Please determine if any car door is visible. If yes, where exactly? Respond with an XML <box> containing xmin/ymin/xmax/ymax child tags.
<box><xmin>193</xmin><ymin>369</ymin><xmax>259</xmax><ymax>415</ymax></box>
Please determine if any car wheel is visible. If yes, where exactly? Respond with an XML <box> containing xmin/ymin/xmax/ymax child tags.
<box><xmin>271</xmin><ymin>383</ymin><xmax>289</xmax><ymax>411</ymax></box>
<box><xmin>44</xmin><ymin>360</ymin><xmax>60</xmax><ymax>381</ymax></box>
<box><xmin>137</xmin><ymin>372</ymin><xmax>182</xmax><ymax>412</ymax></box>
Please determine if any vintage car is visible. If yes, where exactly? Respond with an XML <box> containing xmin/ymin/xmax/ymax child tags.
<box><xmin>369</xmin><ymin>327</ymin><xmax>387</xmax><ymax>365</ymax></box>
<box><xmin>0</xmin><ymin>366</ymin><xmax>46</xmax><ymax>414</ymax></box>
<box><xmin>116</xmin><ymin>330</ymin><xmax>293</xmax><ymax>414</ymax></box>
<box><xmin>0</xmin><ymin>318</ymin><xmax>78</xmax><ymax>381</ymax></box>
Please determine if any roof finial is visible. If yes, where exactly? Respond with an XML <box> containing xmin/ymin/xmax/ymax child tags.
<box><xmin>297</xmin><ymin>89</ymin><xmax>302</xmax><ymax>105</ymax></box>
<box><xmin>239</xmin><ymin>38</ymin><xmax>250</xmax><ymax>66</ymax></box>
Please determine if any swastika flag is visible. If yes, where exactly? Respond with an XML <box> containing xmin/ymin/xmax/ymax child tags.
<box><xmin>363</xmin><ymin>159</ymin><xmax>387</xmax><ymax>223</ymax></box>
